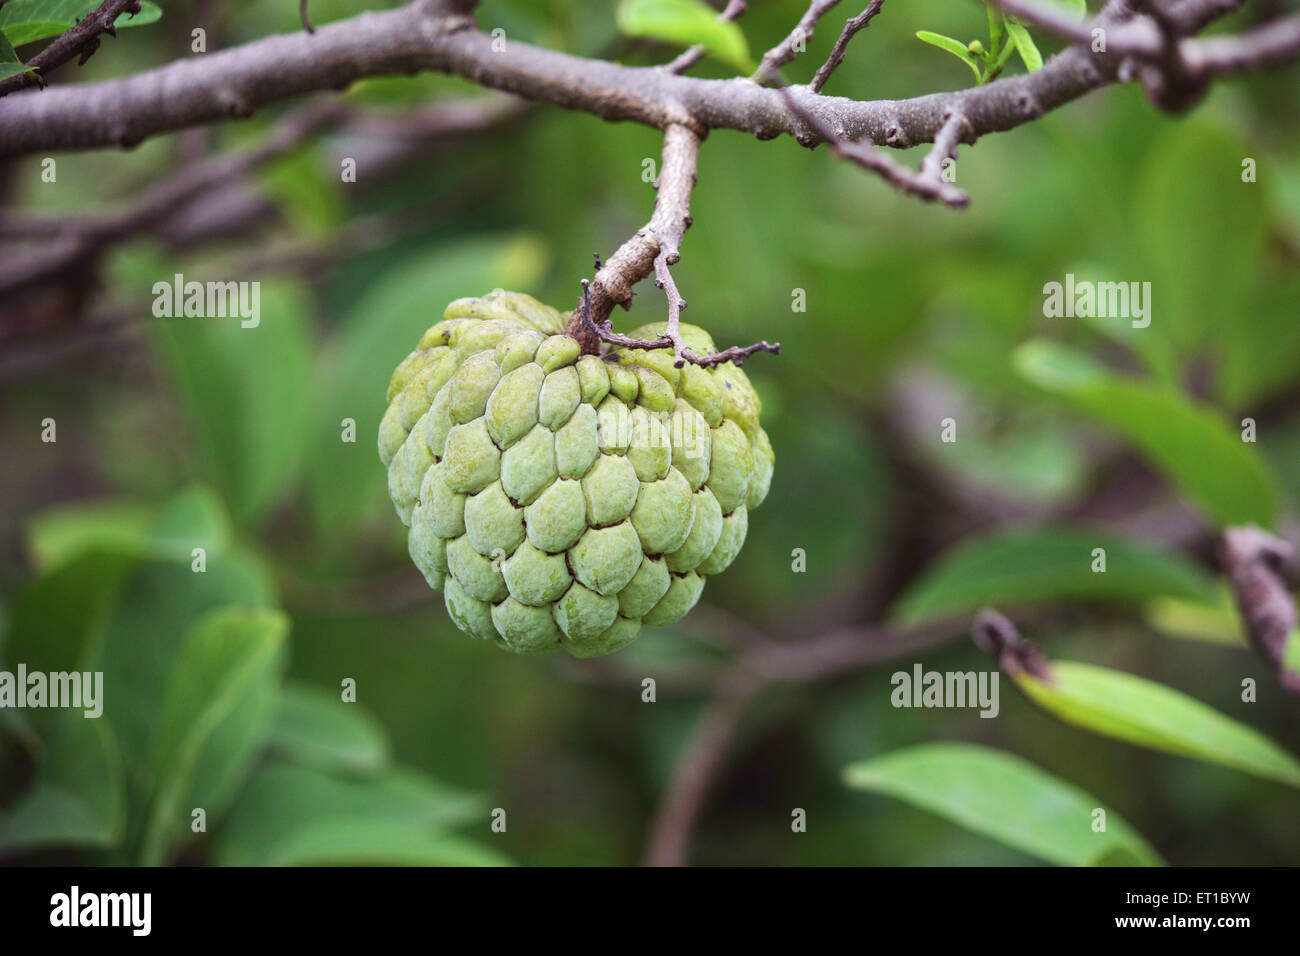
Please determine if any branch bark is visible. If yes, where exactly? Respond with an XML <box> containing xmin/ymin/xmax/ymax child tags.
<box><xmin>0</xmin><ymin>0</ymin><xmax>1143</xmax><ymax>160</ymax></box>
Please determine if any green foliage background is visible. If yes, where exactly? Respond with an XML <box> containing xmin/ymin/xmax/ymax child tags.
<box><xmin>2</xmin><ymin>0</ymin><xmax>1299</xmax><ymax>865</ymax></box>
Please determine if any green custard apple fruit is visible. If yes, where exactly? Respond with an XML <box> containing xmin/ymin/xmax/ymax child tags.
<box><xmin>379</xmin><ymin>289</ymin><xmax>773</xmax><ymax>658</ymax></box>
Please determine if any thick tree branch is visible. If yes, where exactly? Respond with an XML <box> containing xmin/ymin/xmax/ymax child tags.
<box><xmin>0</xmin><ymin>0</ymin><xmax>1127</xmax><ymax>160</ymax></box>
<box><xmin>0</xmin><ymin>0</ymin><xmax>144</xmax><ymax>98</ymax></box>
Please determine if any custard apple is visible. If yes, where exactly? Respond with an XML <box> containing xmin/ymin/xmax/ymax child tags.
<box><xmin>379</xmin><ymin>289</ymin><xmax>773</xmax><ymax>658</ymax></box>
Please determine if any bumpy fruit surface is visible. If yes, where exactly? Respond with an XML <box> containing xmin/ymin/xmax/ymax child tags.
<box><xmin>379</xmin><ymin>289</ymin><xmax>773</xmax><ymax>658</ymax></box>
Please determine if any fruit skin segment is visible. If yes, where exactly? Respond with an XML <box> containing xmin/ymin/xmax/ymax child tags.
<box><xmin>380</xmin><ymin>289</ymin><xmax>774</xmax><ymax>658</ymax></box>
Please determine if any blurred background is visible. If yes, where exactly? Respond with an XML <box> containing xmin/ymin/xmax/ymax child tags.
<box><xmin>1</xmin><ymin>0</ymin><xmax>1299</xmax><ymax>865</ymax></box>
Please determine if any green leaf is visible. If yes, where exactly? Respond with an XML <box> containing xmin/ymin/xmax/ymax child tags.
<box><xmin>845</xmin><ymin>743</ymin><xmax>1161</xmax><ymax>866</ymax></box>
<box><xmin>1014</xmin><ymin>661</ymin><xmax>1300</xmax><ymax>789</ymax></box>
<box><xmin>26</xmin><ymin>485</ymin><xmax>231</xmax><ymax>574</ymax></box>
<box><xmin>0</xmin><ymin>30</ymin><xmax>34</xmax><ymax>79</ymax></box>
<box><xmin>0</xmin><ymin>716</ymin><xmax>125</xmax><ymax>854</ymax></box>
<box><xmin>268</xmin><ymin>683</ymin><xmax>389</xmax><ymax>775</ymax></box>
<box><xmin>0</xmin><ymin>1</ymin><xmax>161</xmax><ymax>46</ymax></box>
<box><xmin>1144</xmin><ymin>592</ymin><xmax>1246</xmax><ymax>646</ymax></box>
<box><xmin>152</xmin><ymin>279</ymin><xmax>314</xmax><ymax>525</ymax></box>
<box><xmin>1004</xmin><ymin>17</ymin><xmax>1043</xmax><ymax>72</ymax></box>
<box><xmin>308</xmin><ymin>236</ymin><xmax>546</xmax><ymax>542</ymax></box>
<box><xmin>915</xmin><ymin>31</ymin><xmax>982</xmax><ymax>83</ymax></box>
<box><xmin>5</xmin><ymin>550</ymin><xmax>137</xmax><ymax>681</ymax></box>
<box><xmin>139</xmin><ymin>608</ymin><xmax>288</xmax><ymax>865</ymax></box>
<box><xmin>213</xmin><ymin>762</ymin><xmax>488</xmax><ymax>866</ymax></box>
<box><xmin>259</xmin><ymin>820</ymin><xmax>512</xmax><ymax>866</ymax></box>
<box><xmin>1014</xmin><ymin>339</ymin><xmax>1280</xmax><ymax>528</ymax></box>
<box><xmin>892</xmin><ymin>526</ymin><xmax>1217</xmax><ymax>624</ymax></box>
<box><xmin>616</xmin><ymin>0</ymin><xmax>753</xmax><ymax>73</ymax></box>
<box><xmin>1058</xmin><ymin>0</ymin><xmax>1087</xmax><ymax>17</ymax></box>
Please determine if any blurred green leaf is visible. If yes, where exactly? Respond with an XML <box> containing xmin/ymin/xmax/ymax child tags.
<box><xmin>1135</xmin><ymin>122</ymin><xmax>1266</xmax><ymax>360</ymax></box>
<box><xmin>258</xmin><ymin>819</ymin><xmax>511</xmax><ymax>866</ymax></box>
<box><xmin>268</xmin><ymin>682</ymin><xmax>389</xmax><ymax>775</ymax></box>
<box><xmin>845</xmin><ymin>743</ymin><xmax>1161</xmax><ymax>865</ymax></box>
<box><xmin>0</xmin><ymin>0</ymin><xmax>161</xmax><ymax>45</ymax></box>
<box><xmin>616</xmin><ymin>0</ymin><xmax>753</xmax><ymax>73</ymax></box>
<box><xmin>0</xmin><ymin>63</ymin><xmax>33</xmax><ymax>80</ymax></box>
<box><xmin>140</xmin><ymin>607</ymin><xmax>289</xmax><ymax>865</ymax></box>
<box><xmin>1004</xmin><ymin>17</ymin><xmax>1042</xmax><ymax>72</ymax></box>
<box><xmin>892</xmin><ymin>527</ymin><xmax>1217</xmax><ymax>624</ymax></box>
<box><xmin>915</xmin><ymin>31</ymin><xmax>982</xmax><ymax>83</ymax></box>
<box><xmin>1015</xmin><ymin>339</ymin><xmax>1279</xmax><ymax>527</ymax></box>
<box><xmin>308</xmin><ymin>235</ymin><xmax>546</xmax><ymax>543</ymax></box>
<box><xmin>152</xmin><ymin>280</ymin><xmax>314</xmax><ymax>525</ymax></box>
<box><xmin>26</xmin><ymin>485</ymin><xmax>231</xmax><ymax>575</ymax></box>
<box><xmin>0</xmin><ymin>716</ymin><xmax>125</xmax><ymax>854</ymax></box>
<box><xmin>1144</xmin><ymin>592</ymin><xmax>1246</xmax><ymax>646</ymax></box>
<box><xmin>93</xmin><ymin>553</ymin><xmax>276</xmax><ymax>790</ymax></box>
<box><xmin>1015</xmin><ymin>661</ymin><xmax>1300</xmax><ymax>788</ymax></box>
<box><xmin>213</xmin><ymin>762</ymin><xmax>488</xmax><ymax>865</ymax></box>
<box><xmin>5</xmin><ymin>551</ymin><xmax>136</xmax><ymax>682</ymax></box>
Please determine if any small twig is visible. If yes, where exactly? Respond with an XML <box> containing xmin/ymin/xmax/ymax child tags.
<box><xmin>809</xmin><ymin>0</ymin><xmax>885</xmax><ymax>93</ymax></box>
<box><xmin>662</xmin><ymin>0</ymin><xmax>747</xmax><ymax>74</ymax></box>
<box><xmin>776</xmin><ymin>84</ymin><xmax>970</xmax><ymax>207</ymax></box>
<box><xmin>971</xmin><ymin>608</ymin><xmax>1053</xmax><ymax>680</ymax></box>
<box><xmin>573</xmin><ymin>279</ymin><xmax>779</xmax><ymax>369</ymax></box>
<box><xmin>300</xmin><ymin>0</ymin><xmax>315</xmax><ymax>34</ymax></box>
<box><xmin>0</xmin><ymin>0</ymin><xmax>143</xmax><ymax>97</ymax></box>
<box><xmin>754</xmin><ymin>0</ymin><xmax>842</xmax><ymax>83</ymax></box>
<box><xmin>1221</xmin><ymin>526</ymin><xmax>1300</xmax><ymax>695</ymax></box>
<box><xmin>642</xmin><ymin>612</ymin><xmax>966</xmax><ymax>865</ymax></box>
<box><xmin>643</xmin><ymin>668</ymin><xmax>763</xmax><ymax>867</ymax></box>
<box><xmin>918</xmin><ymin>111</ymin><xmax>969</xmax><ymax>183</ymax></box>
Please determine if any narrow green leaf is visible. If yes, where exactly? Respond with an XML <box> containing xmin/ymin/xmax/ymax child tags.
<box><xmin>1004</xmin><ymin>17</ymin><xmax>1043</xmax><ymax>72</ymax></box>
<box><xmin>0</xmin><ymin>63</ymin><xmax>34</xmax><ymax>80</ymax></box>
<box><xmin>616</xmin><ymin>0</ymin><xmax>753</xmax><ymax>73</ymax></box>
<box><xmin>1014</xmin><ymin>661</ymin><xmax>1300</xmax><ymax>788</ymax></box>
<box><xmin>268</xmin><ymin>683</ymin><xmax>390</xmax><ymax>775</ymax></box>
<box><xmin>892</xmin><ymin>527</ymin><xmax>1217</xmax><ymax>624</ymax></box>
<box><xmin>1014</xmin><ymin>339</ymin><xmax>1280</xmax><ymax>527</ymax></box>
<box><xmin>845</xmin><ymin>743</ymin><xmax>1162</xmax><ymax>866</ymax></box>
<box><xmin>139</xmin><ymin>608</ymin><xmax>288</xmax><ymax>865</ymax></box>
<box><xmin>915</xmin><ymin>30</ymin><xmax>982</xmax><ymax>83</ymax></box>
